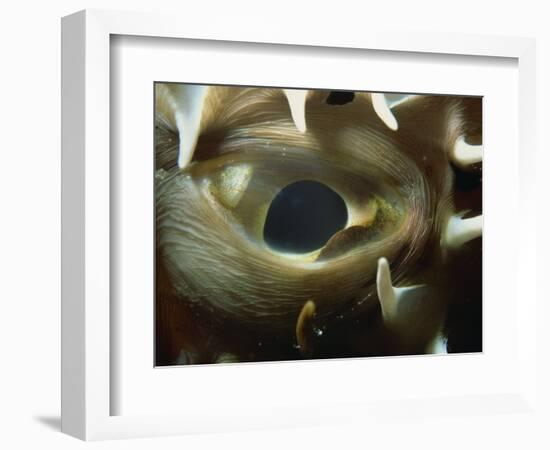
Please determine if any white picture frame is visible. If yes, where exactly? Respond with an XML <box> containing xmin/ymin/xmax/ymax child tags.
<box><xmin>61</xmin><ymin>9</ymin><xmax>538</xmax><ymax>441</ymax></box>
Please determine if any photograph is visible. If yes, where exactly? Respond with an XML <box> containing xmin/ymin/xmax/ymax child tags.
<box><xmin>154</xmin><ymin>84</ymin><xmax>483</xmax><ymax>365</ymax></box>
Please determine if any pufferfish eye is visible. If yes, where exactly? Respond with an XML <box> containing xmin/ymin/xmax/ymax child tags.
<box><xmin>190</xmin><ymin>140</ymin><xmax>405</xmax><ymax>264</ymax></box>
<box><xmin>154</xmin><ymin>84</ymin><xmax>483</xmax><ymax>365</ymax></box>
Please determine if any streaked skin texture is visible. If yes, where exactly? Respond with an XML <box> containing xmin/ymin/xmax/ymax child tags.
<box><xmin>154</xmin><ymin>85</ymin><xmax>482</xmax><ymax>365</ymax></box>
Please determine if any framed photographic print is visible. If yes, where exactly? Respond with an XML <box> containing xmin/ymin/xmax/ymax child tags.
<box><xmin>61</xmin><ymin>9</ymin><xmax>539</xmax><ymax>441</ymax></box>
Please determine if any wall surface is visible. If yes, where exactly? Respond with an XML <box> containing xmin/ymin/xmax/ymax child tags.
<box><xmin>0</xmin><ymin>1</ymin><xmax>548</xmax><ymax>448</ymax></box>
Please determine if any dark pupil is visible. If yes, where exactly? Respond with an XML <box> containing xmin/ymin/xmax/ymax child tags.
<box><xmin>263</xmin><ymin>180</ymin><xmax>348</xmax><ymax>253</ymax></box>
